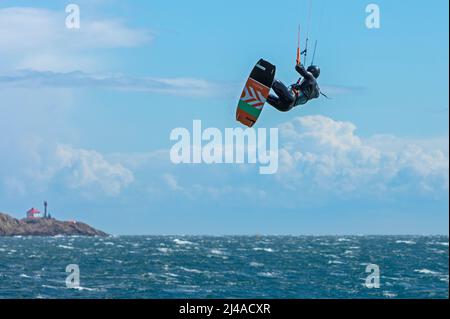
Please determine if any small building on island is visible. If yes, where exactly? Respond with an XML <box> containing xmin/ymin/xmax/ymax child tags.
<box><xmin>26</xmin><ymin>201</ymin><xmax>52</xmax><ymax>220</ymax></box>
<box><xmin>26</xmin><ymin>207</ymin><xmax>41</xmax><ymax>219</ymax></box>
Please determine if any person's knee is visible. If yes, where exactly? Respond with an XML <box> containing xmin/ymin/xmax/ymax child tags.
<box><xmin>271</xmin><ymin>80</ymin><xmax>282</xmax><ymax>91</ymax></box>
<box><xmin>279</xmin><ymin>92</ymin><xmax>294</xmax><ymax>109</ymax></box>
<box><xmin>285</xmin><ymin>94</ymin><xmax>295</xmax><ymax>106</ymax></box>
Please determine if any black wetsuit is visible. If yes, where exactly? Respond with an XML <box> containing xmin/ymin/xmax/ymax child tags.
<box><xmin>267</xmin><ymin>64</ymin><xmax>320</xmax><ymax>112</ymax></box>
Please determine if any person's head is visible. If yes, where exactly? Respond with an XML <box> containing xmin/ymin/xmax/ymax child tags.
<box><xmin>307</xmin><ymin>65</ymin><xmax>320</xmax><ymax>78</ymax></box>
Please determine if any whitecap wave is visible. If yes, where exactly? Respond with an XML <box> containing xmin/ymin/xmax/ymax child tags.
<box><xmin>395</xmin><ymin>240</ymin><xmax>416</xmax><ymax>245</ymax></box>
<box><xmin>328</xmin><ymin>260</ymin><xmax>344</xmax><ymax>265</ymax></box>
<box><xmin>71</xmin><ymin>286</ymin><xmax>100</xmax><ymax>292</ymax></box>
<box><xmin>383</xmin><ymin>291</ymin><xmax>397</xmax><ymax>298</ymax></box>
<box><xmin>180</xmin><ymin>267</ymin><xmax>203</xmax><ymax>274</ymax></box>
<box><xmin>210</xmin><ymin>249</ymin><xmax>224</xmax><ymax>255</ymax></box>
<box><xmin>58</xmin><ymin>245</ymin><xmax>74</xmax><ymax>250</ymax></box>
<box><xmin>414</xmin><ymin>269</ymin><xmax>439</xmax><ymax>275</ymax></box>
<box><xmin>249</xmin><ymin>262</ymin><xmax>264</xmax><ymax>267</ymax></box>
<box><xmin>173</xmin><ymin>239</ymin><xmax>194</xmax><ymax>245</ymax></box>
<box><xmin>253</xmin><ymin>247</ymin><xmax>274</xmax><ymax>253</ymax></box>
<box><xmin>257</xmin><ymin>272</ymin><xmax>278</xmax><ymax>278</ymax></box>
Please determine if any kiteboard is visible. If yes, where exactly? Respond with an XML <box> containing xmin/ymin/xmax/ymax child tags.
<box><xmin>236</xmin><ymin>59</ymin><xmax>276</xmax><ymax>127</ymax></box>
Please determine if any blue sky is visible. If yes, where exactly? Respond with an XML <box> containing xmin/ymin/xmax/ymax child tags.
<box><xmin>0</xmin><ymin>0</ymin><xmax>448</xmax><ymax>235</ymax></box>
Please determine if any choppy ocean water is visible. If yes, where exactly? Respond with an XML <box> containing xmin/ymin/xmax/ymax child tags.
<box><xmin>0</xmin><ymin>236</ymin><xmax>448</xmax><ymax>299</ymax></box>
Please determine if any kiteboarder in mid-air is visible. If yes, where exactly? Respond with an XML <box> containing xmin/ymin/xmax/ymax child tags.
<box><xmin>267</xmin><ymin>63</ymin><xmax>321</xmax><ymax>112</ymax></box>
<box><xmin>235</xmin><ymin>22</ymin><xmax>327</xmax><ymax>127</ymax></box>
<box><xmin>267</xmin><ymin>21</ymin><xmax>328</xmax><ymax>113</ymax></box>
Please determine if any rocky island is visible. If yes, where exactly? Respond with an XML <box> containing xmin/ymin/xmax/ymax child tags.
<box><xmin>0</xmin><ymin>212</ymin><xmax>108</xmax><ymax>237</ymax></box>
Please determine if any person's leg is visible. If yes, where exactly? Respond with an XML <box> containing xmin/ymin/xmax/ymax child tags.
<box><xmin>267</xmin><ymin>94</ymin><xmax>284</xmax><ymax>110</ymax></box>
<box><xmin>267</xmin><ymin>80</ymin><xmax>295</xmax><ymax>112</ymax></box>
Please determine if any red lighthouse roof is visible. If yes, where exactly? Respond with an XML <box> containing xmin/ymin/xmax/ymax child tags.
<box><xmin>26</xmin><ymin>207</ymin><xmax>41</xmax><ymax>219</ymax></box>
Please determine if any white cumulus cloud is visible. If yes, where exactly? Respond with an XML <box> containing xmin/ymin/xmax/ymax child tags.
<box><xmin>276</xmin><ymin>115</ymin><xmax>449</xmax><ymax>199</ymax></box>
<box><xmin>52</xmin><ymin>145</ymin><xmax>134</xmax><ymax>196</ymax></box>
<box><xmin>109</xmin><ymin>116</ymin><xmax>448</xmax><ymax>204</ymax></box>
